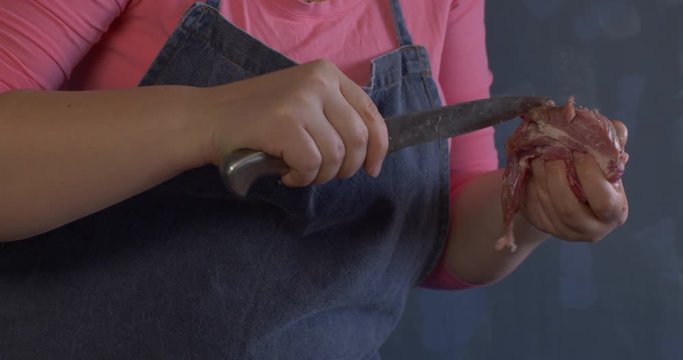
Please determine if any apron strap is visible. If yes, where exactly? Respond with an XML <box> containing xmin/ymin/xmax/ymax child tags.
<box><xmin>206</xmin><ymin>0</ymin><xmax>220</xmax><ymax>9</ymax></box>
<box><xmin>388</xmin><ymin>0</ymin><xmax>413</xmax><ymax>47</ymax></box>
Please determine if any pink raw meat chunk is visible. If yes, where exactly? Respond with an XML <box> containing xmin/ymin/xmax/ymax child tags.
<box><xmin>497</xmin><ymin>97</ymin><xmax>629</xmax><ymax>252</ymax></box>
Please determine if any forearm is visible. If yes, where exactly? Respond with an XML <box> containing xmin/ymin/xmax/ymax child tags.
<box><xmin>0</xmin><ymin>86</ymin><xmax>210</xmax><ymax>242</ymax></box>
<box><xmin>444</xmin><ymin>169</ymin><xmax>550</xmax><ymax>285</ymax></box>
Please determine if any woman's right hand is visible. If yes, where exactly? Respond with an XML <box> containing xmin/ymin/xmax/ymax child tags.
<box><xmin>0</xmin><ymin>59</ymin><xmax>386</xmax><ymax>241</ymax></box>
<box><xmin>200</xmin><ymin>59</ymin><xmax>389</xmax><ymax>187</ymax></box>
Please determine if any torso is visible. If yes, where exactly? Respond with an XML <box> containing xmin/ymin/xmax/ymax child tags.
<box><xmin>65</xmin><ymin>0</ymin><xmax>453</xmax><ymax>100</ymax></box>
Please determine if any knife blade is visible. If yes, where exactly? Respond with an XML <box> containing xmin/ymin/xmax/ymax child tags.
<box><xmin>220</xmin><ymin>95</ymin><xmax>549</xmax><ymax>197</ymax></box>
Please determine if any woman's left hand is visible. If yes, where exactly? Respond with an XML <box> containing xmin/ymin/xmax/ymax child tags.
<box><xmin>519</xmin><ymin>121</ymin><xmax>629</xmax><ymax>242</ymax></box>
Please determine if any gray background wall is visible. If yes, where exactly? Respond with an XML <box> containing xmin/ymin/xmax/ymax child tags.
<box><xmin>380</xmin><ymin>1</ymin><xmax>683</xmax><ymax>359</ymax></box>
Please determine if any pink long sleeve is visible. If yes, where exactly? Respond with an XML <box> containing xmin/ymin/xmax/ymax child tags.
<box><xmin>0</xmin><ymin>0</ymin><xmax>129</xmax><ymax>91</ymax></box>
<box><xmin>441</xmin><ymin>0</ymin><xmax>498</xmax><ymax>195</ymax></box>
<box><xmin>422</xmin><ymin>0</ymin><xmax>499</xmax><ymax>290</ymax></box>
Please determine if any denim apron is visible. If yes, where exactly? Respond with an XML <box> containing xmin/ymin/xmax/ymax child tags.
<box><xmin>0</xmin><ymin>0</ymin><xmax>449</xmax><ymax>359</ymax></box>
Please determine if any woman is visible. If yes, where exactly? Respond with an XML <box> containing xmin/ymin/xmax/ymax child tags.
<box><xmin>0</xmin><ymin>0</ymin><xmax>628</xmax><ymax>358</ymax></box>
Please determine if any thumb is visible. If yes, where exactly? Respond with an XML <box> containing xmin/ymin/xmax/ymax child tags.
<box><xmin>611</xmin><ymin>120</ymin><xmax>628</xmax><ymax>147</ymax></box>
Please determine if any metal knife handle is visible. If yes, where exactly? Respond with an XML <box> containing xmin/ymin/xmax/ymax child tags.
<box><xmin>219</xmin><ymin>149</ymin><xmax>288</xmax><ymax>197</ymax></box>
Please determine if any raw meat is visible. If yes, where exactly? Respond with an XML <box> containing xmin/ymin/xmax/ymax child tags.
<box><xmin>497</xmin><ymin>97</ymin><xmax>629</xmax><ymax>252</ymax></box>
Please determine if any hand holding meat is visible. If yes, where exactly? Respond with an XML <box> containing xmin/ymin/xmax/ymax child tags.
<box><xmin>498</xmin><ymin>98</ymin><xmax>629</xmax><ymax>251</ymax></box>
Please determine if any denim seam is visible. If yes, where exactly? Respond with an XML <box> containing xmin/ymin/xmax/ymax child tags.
<box><xmin>151</xmin><ymin>7</ymin><xmax>208</xmax><ymax>82</ymax></box>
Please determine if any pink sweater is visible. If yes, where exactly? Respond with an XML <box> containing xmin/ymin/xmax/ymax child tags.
<box><xmin>0</xmin><ymin>0</ymin><xmax>497</xmax><ymax>289</ymax></box>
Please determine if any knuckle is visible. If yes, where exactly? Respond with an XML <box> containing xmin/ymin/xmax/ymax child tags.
<box><xmin>555</xmin><ymin>204</ymin><xmax>581</xmax><ymax>225</ymax></box>
<box><xmin>298</xmin><ymin>153</ymin><xmax>323</xmax><ymax>174</ymax></box>
<box><xmin>348</xmin><ymin>124</ymin><xmax>369</xmax><ymax>148</ymax></box>
<box><xmin>272</xmin><ymin>103</ymin><xmax>303</xmax><ymax>126</ymax></box>
<box><xmin>617</xmin><ymin>208</ymin><xmax>629</xmax><ymax>226</ymax></box>
<box><xmin>376</xmin><ymin>128</ymin><xmax>389</xmax><ymax>152</ymax></box>
<box><xmin>304</xmin><ymin>72</ymin><xmax>328</xmax><ymax>90</ymax></box>
<box><xmin>328</xmin><ymin>140</ymin><xmax>346</xmax><ymax>165</ymax></box>
<box><xmin>359</xmin><ymin>96</ymin><xmax>381</xmax><ymax>121</ymax></box>
<box><xmin>304</xmin><ymin>60</ymin><xmax>337</xmax><ymax>87</ymax></box>
<box><xmin>304</xmin><ymin>75</ymin><xmax>331</xmax><ymax>93</ymax></box>
<box><xmin>591</xmin><ymin>197</ymin><xmax>621</xmax><ymax>221</ymax></box>
<box><xmin>310</xmin><ymin>58</ymin><xmax>336</xmax><ymax>74</ymax></box>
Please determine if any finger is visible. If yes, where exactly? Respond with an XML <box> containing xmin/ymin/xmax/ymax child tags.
<box><xmin>522</xmin><ymin>174</ymin><xmax>555</xmax><ymax>234</ymax></box>
<box><xmin>279</xmin><ymin>126</ymin><xmax>323</xmax><ymax>187</ymax></box>
<box><xmin>619</xmin><ymin>181</ymin><xmax>629</xmax><ymax>225</ymax></box>
<box><xmin>303</xmin><ymin>111</ymin><xmax>347</xmax><ymax>184</ymax></box>
<box><xmin>339</xmin><ymin>77</ymin><xmax>388</xmax><ymax>177</ymax></box>
<box><xmin>573</xmin><ymin>152</ymin><xmax>628</xmax><ymax>224</ymax></box>
<box><xmin>530</xmin><ymin>159</ymin><xmax>573</xmax><ymax>236</ymax></box>
<box><xmin>545</xmin><ymin>159</ymin><xmax>606</xmax><ymax>241</ymax></box>
<box><xmin>610</xmin><ymin>119</ymin><xmax>628</xmax><ymax>147</ymax></box>
<box><xmin>323</xmin><ymin>93</ymin><xmax>368</xmax><ymax>179</ymax></box>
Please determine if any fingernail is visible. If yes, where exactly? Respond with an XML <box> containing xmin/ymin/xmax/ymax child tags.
<box><xmin>371</xmin><ymin>164</ymin><xmax>382</xmax><ymax>177</ymax></box>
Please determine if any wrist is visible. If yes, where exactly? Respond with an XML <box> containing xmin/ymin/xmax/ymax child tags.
<box><xmin>165</xmin><ymin>85</ymin><xmax>218</xmax><ymax>170</ymax></box>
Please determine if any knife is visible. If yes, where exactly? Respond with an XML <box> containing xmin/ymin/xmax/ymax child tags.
<box><xmin>220</xmin><ymin>95</ymin><xmax>549</xmax><ymax>197</ymax></box>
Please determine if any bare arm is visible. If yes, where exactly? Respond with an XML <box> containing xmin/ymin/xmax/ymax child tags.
<box><xmin>435</xmin><ymin>0</ymin><xmax>547</xmax><ymax>285</ymax></box>
<box><xmin>0</xmin><ymin>60</ymin><xmax>388</xmax><ymax>243</ymax></box>
<box><xmin>0</xmin><ymin>86</ymin><xmax>210</xmax><ymax>241</ymax></box>
<box><xmin>444</xmin><ymin>149</ymin><xmax>628</xmax><ymax>286</ymax></box>
<box><xmin>444</xmin><ymin>170</ymin><xmax>549</xmax><ymax>285</ymax></box>
<box><xmin>436</xmin><ymin>0</ymin><xmax>627</xmax><ymax>286</ymax></box>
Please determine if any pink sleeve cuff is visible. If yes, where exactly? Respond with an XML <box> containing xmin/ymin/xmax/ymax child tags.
<box><xmin>420</xmin><ymin>250</ymin><xmax>481</xmax><ymax>290</ymax></box>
